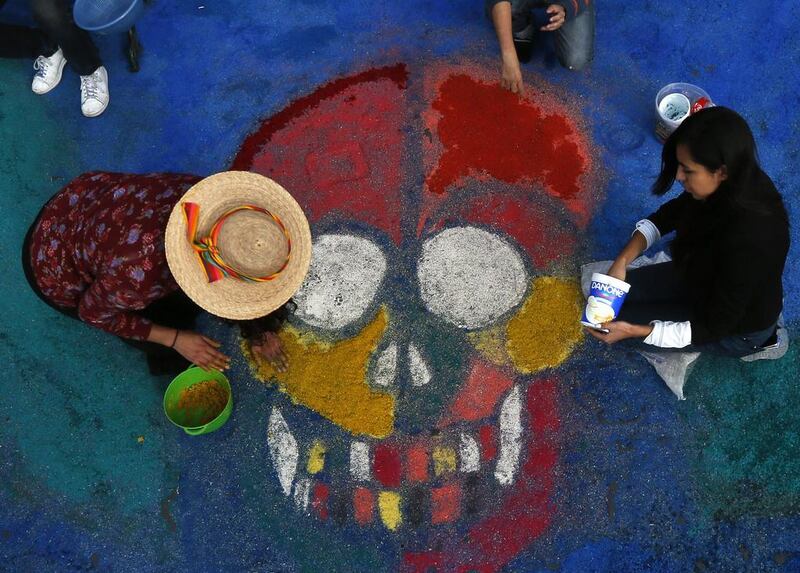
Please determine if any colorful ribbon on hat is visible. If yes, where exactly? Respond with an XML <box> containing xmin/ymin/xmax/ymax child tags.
<box><xmin>182</xmin><ymin>202</ymin><xmax>291</xmax><ymax>283</ymax></box>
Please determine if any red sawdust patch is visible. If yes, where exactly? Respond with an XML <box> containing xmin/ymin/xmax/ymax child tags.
<box><xmin>232</xmin><ymin>64</ymin><xmax>409</xmax><ymax>245</ymax></box>
<box><xmin>312</xmin><ymin>482</ymin><xmax>329</xmax><ymax>521</ymax></box>
<box><xmin>439</xmin><ymin>359</ymin><xmax>515</xmax><ymax>427</ymax></box>
<box><xmin>374</xmin><ymin>443</ymin><xmax>402</xmax><ymax>488</ymax></box>
<box><xmin>421</xmin><ymin>72</ymin><xmax>594</xmax><ymax>232</ymax></box>
<box><xmin>406</xmin><ymin>443</ymin><xmax>429</xmax><ymax>483</ymax></box>
<box><xmin>353</xmin><ymin>487</ymin><xmax>374</xmax><ymax>525</ymax></box>
<box><xmin>478</xmin><ymin>425</ymin><xmax>497</xmax><ymax>462</ymax></box>
<box><xmin>431</xmin><ymin>483</ymin><xmax>462</xmax><ymax>525</ymax></box>
<box><xmin>424</xmin><ymin>191</ymin><xmax>578</xmax><ymax>268</ymax></box>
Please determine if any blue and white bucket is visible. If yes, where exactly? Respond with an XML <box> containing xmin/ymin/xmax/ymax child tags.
<box><xmin>581</xmin><ymin>273</ymin><xmax>631</xmax><ymax>329</ymax></box>
<box><xmin>655</xmin><ymin>83</ymin><xmax>713</xmax><ymax>142</ymax></box>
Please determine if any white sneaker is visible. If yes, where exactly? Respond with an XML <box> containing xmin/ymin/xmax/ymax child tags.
<box><xmin>32</xmin><ymin>48</ymin><xmax>67</xmax><ymax>95</ymax></box>
<box><xmin>80</xmin><ymin>66</ymin><xmax>109</xmax><ymax>118</ymax></box>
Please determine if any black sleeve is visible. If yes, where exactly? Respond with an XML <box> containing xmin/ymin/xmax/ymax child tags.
<box><xmin>646</xmin><ymin>192</ymin><xmax>693</xmax><ymax>237</ymax></box>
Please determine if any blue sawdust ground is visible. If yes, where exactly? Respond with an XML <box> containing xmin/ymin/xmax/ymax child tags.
<box><xmin>1</xmin><ymin>0</ymin><xmax>800</xmax><ymax>571</ymax></box>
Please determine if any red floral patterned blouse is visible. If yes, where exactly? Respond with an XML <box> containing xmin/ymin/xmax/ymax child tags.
<box><xmin>29</xmin><ymin>171</ymin><xmax>201</xmax><ymax>340</ymax></box>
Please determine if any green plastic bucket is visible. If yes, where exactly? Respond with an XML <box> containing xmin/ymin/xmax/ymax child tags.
<box><xmin>163</xmin><ymin>367</ymin><xmax>233</xmax><ymax>435</ymax></box>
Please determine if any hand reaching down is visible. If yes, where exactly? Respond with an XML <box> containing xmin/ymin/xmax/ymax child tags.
<box><xmin>251</xmin><ymin>331</ymin><xmax>289</xmax><ymax>373</ymax></box>
<box><xmin>173</xmin><ymin>331</ymin><xmax>230</xmax><ymax>371</ymax></box>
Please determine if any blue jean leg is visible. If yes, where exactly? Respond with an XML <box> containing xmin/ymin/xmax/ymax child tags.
<box><xmin>554</xmin><ymin>2</ymin><xmax>595</xmax><ymax>70</ymax></box>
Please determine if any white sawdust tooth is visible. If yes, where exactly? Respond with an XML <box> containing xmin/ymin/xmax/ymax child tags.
<box><xmin>267</xmin><ymin>408</ymin><xmax>299</xmax><ymax>496</ymax></box>
<box><xmin>494</xmin><ymin>385</ymin><xmax>522</xmax><ymax>486</ymax></box>
<box><xmin>459</xmin><ymin>432</ymin><xmax>480</xmax><ymax>473</ymax></box>
<box><xmin>350</xmin><ymin>441</ymin><xmax>371</xmax><ymax>481</ymax></box>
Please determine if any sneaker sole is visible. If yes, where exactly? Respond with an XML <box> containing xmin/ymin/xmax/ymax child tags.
<box><xmin>82</xmin><ymin>99</ymin><xmax>109</xmax><ymax>118</ymax></box>
<box><xmin>32</xmin><ymin>57</ymin><xmax>67</xmax><ymax>95</ymax></box>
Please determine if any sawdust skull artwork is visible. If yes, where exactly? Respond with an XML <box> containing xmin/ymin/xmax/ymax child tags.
<box><xmin>232</xmin><ymin>63</ymin><xmax>600</xmax><ymax>571</ymax></box>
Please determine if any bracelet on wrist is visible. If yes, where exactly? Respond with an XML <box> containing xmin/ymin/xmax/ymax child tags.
<box><xmin>170</xmin><ymin>329</ymin><xmax>180</xmax><ymax>348</ymax></box>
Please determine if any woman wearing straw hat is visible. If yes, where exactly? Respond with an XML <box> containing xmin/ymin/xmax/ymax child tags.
<box><xmin>23</xmin><ymin>170</ymin><xmax>312</xmax><ymax>374</ymax></box>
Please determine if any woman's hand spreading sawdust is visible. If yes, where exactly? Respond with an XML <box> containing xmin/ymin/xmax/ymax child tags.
<box><xmin>251</xmin><ymin>331</ymin><xmax>289</xmax><ymax>373</ymax></box>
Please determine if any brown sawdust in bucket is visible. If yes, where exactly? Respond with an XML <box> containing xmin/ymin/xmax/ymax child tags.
<box><xmin>174</xmin><ymin>380</ymin><xmax>229</xmax><ymax>427</ymax></box>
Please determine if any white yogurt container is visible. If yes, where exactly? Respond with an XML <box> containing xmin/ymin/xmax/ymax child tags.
<box><xmin>581</xmin><ymin>272</ymin><xmax>631</xmax><ymax>329</ymax></box>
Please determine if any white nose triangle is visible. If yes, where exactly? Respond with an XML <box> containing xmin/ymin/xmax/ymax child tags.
<box><xmin>371</xmin><ymin>342</ymin><xmax>398</xmax><ymax>387</ymax></box>
<box><xmin>408</xmin><ymin>343</ymin><xmax>431</xmax><ymax>386</ymax></box>
<box><xmin>370</xmin><ymin>341</ymin><xmax>432</xmax><ymax>388</ymax></box>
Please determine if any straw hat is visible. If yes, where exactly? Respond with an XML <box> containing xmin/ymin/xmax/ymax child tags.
<box><xmin>165</xmin><ymin>171</ymin><xmax>312</xmax><ymax>320</ymax></box>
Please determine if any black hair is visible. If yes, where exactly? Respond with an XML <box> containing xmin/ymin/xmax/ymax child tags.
<box><xmin>235</xmin><ymin>299</ymin><xmax>297</xmax><ymax>343</ymax></box>
<box><xmin>652</xmin><ymin>106</ymin><xmax>785</xmax><ymax>217</ymax></box>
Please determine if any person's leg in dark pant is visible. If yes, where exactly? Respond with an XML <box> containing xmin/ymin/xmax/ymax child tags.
<box><xmin>29</xmin><ymin>0</ymin><xmax>100</xmax><ymax>74</ymax></box>
<box><xmin>29</xmin><ymin>0</ymin><xmax>109</xmax><ymax>116</ymax></box>
<box><xmin>554</xmin><ymin>2</ymin><xmax>595</xmax><ymax>70</ymax></box>
<box><xmin>616</xmin><ymin>262</ymin><xmax>776</xmax><ymax>358</ymax></box>
<box><xmin>0</xmin><ymin>23</ymin><xmax>47</xmax><ymax>58</ymax></box>
<box><xmin>129</xmin><ymin>292</ymin><xmax>204</xmax><ymax>376</ymax></box>
<box><xmin>616</xmin><ymin>261</ymin><xmax>693</xmax><ymax>325</ymax></box>
<box><xmin>0</xmin><ymin>0</ymin><xmax>46</xmax><ymax>58</ymax></box>
<box><xmin>508</xmin><ymin>0</ymin><xmax>537</xmax><ymax>63</ymax></box>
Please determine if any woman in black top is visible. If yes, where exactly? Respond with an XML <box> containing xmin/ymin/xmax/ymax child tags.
<box><xmin>587</xmin><ymin>106</ymin><xmax>790</xmax><ymax>357</ymax></box>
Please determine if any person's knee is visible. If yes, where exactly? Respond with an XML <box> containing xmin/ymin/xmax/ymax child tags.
<box><xmin>559</xmin><ymin>49</ymin><xmax>593</xmax><ymax>71</ymax></box>
<box><xmin>30</xmin><ymin>0</ymin><xmax>67</xmax><ymax>28</ymax></box>
<box><xmin>556</xmin><ymin>6</ymin><xmax>595</xmax><ymax>71</ymax></box>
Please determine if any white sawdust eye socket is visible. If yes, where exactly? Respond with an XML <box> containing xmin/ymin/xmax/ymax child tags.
<box><xmin>416</xmin><ymin>226</ymin><xmax>528</xmax><ymax>330</ymax></box>
<box><xmin>293</xmin><ymin>234</ymin><xmax>387</xmax><ymax>331</ymax></box>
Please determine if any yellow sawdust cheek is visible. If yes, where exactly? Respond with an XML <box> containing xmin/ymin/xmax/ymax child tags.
<box><xmin>466</xmin><ymin>323</ymin><xmax>511</xmax><ymax>367</ymax></box>
<box><xmin>505</xmin><ymin>276</ymin><xmax>584</xmax><ymax>373</ymax></box>
<box><xmin>244</xmin><ymin>307</ymin><xmax>395</xmax><ymax>438</ymax></box>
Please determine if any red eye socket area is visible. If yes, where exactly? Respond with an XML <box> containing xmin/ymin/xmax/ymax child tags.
<box><xmin>422</xmin><ymin>72</ymin><xmax>593</xmax><ymax>222</ymax></box>
<box><xmin>233</xmin><ymin>65</ymin><xmax>409</xmax><ymax>245</ymax></box>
